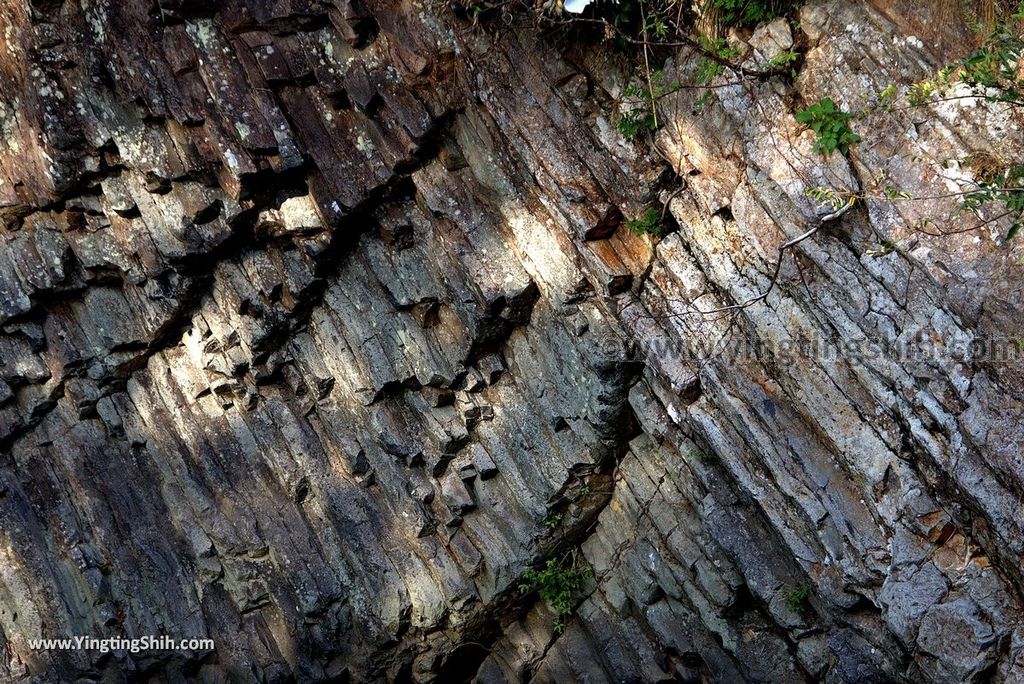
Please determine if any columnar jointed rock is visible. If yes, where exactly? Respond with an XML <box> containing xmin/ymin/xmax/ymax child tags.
<box><xmin>0</xmin><ymin>0</ymin><xmax>1022</xmax><ymax>682</ymax></box>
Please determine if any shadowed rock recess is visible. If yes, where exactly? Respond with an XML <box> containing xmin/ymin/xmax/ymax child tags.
<box><xmin>1</xmin><ymin>0</ymin><xmax>1024</xmax><ymax>681</ymax></box>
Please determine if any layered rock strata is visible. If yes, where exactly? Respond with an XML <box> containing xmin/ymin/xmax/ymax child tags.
<box><xmin>1</xmin><ymin>0</ymin><xmax>1023</xmax><ymax>682</ymax></box>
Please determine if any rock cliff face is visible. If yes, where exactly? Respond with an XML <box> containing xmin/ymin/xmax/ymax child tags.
<box><xmin>1</xmin><ymin>0</ymin><xmax>1023</xmax><ymax>681</ymax></box>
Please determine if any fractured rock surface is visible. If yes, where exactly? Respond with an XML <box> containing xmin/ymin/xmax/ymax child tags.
<box><xmin>1</xmin><ymin>0</ymin><xmax>1023</xmax><ymax>682</ymax></box>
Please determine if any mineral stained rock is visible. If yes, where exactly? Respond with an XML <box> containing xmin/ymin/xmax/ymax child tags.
<box><xmin>1</xmin><ymin>0</ymin><xmax>1023</xmax><ymax>682</ymax></box>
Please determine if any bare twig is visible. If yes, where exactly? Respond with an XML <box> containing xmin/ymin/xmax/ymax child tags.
<box><xmin>664</xmin><ymin>205</ymin><xmax>850</xmax><ymax>318</ymax></box>
<box><xmin>914</xmin><ymin>210</ymin><xmax>1014</xmax><ymax>236</ymax></box>
<box><xmin>882</xmin><ymin>93</ymin><xmax>1024</xmax><ymax>112</ymax></box>
<box><xmin>639</xmin><ymin>0</ymin><xmax>659</xmax><ymax>129</ymax></box>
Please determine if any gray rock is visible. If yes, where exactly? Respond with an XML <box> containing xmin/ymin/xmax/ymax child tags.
<box><xmin>878</xmin><ymin>562</ymin><xmax>949</xmax><ymax>645</ymax></box>
<box><xmin>916</xmin><ymin>599</ymin><xmax>998</xmax><ymax>683</ymax></box>
<box><xmin>1</xmin><ymin>1</ymin><xmax>1022</xmax><ymax>682</ymax></box>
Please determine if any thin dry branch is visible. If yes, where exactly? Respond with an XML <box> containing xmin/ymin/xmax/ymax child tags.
<box><xmin>664</xmin><ymin>204</ymin><xmax>851</xmax><ymax>319</ymax></box>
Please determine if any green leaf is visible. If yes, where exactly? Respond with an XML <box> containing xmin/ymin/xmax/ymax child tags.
<box><xmin>796</xmin><ymin>98</ymin><xmax>860</xmax><ymax>157</ymax></box>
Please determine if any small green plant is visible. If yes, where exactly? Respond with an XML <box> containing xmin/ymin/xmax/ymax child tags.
<box><xmin>606</xmin><ymin>0</ymin><xmax>681</xmax><ymax>44</ymax></box>
<box><xmin>617</xmin><ymin>108</ymin><xmax>657</xmax><ymax>139</ymax></box>
<box><xmin>806</xmin><ymin>186</ymin><xmax>856</xmax><ymax>211</ymax></box>
<box><xmin>694</xmin><ymin>89</ymin><xmax>715</xmax><ymax>113</ymax></box>
<box><xmin>626</xmin><ymin>207</ymin><xmax>663</xmax><ymax>236</ymax></box>
<box><xmin>883</xmin><ymin>185</ymin><xmax>912</xmax><ymax>201</ymax></box>
<box><xmin>907</xmin><ymin>79</ymin><xmax>939</xmax><ymax>106</ymax></box>
<box><xmin>945</xmin><ymin>28</ymin><xmax>1024</xmax><ymax>104</ymax></box>
<box><xmin>785</xmin><ymin>584</ymin><xmax>811</xmax><ymax>614</ymax></box>
<box><xmin>519</xmin><ymin>553</ymin><xmax>592</xmax><ymax>633</ymax></box>
<box><xmin>459</xmin><ymin>0</ymin><xmax>486</xmax><ymax>23</ymax></box>
<box><xmin>694</xmin><ymin>58</ymin><xmax>724</xmax><ymax>86</ymax></box>
<box><xmin>877</xmin><ymin>83</ymin><xmax>898</xmax><ymax>109</ymax></box>
<box><xmin>691</xmin><ymin>449</ymin><xmax>715</xmax><ymax>463</ymax></box>
<box><xmin>543</xmin><ymin>511</ymin><xmax>564</xmax><ymax>529</ymax></box>
<box><xmin>907</xmin><ymin>7</ymin><xmax>1024</xmax><ymax>108</ymax></box>
<box><xmin>580</xmin><ymin>482</ymin><xmax>591</xmax><ymax>495</ymax></box>
<box><xmin>608</xmin><ymin>0</ymin><xmax>793</xmax><ymax>34</ymax></box>
<box><xmin>710</xmin><ymin>0</ymin><xmax>791</xmax><ymax>26</ymax></box>
<box><xmin>959</xmin><ymin>163</ymin><xmax>1024</xmax><ymax>240</ymax></box>
<box><xmin>795</xmin><ymin>98</ymin><xmax>862</xmax><ymax>156</ymax></box>
<box><xmin>617</xmin><ymin>69</ymin><xmax>680</xmax><ymax>139</ymax></box>
<box><xmin>763</xmin><ymin>48</ymin><xmax>799</xmax><ymax>73</ymax></box>
<box><xmin>695</xmin><ymin>36</ymin><xmax>740</xmax><ymax>85</ymax></box>
<box><xmin>864</xmin><ymin>239</ymin><xmax>897</xmax><ymax>258</ymax></box>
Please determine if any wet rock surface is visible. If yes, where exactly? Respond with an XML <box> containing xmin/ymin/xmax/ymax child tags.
<box><xmin>1</xmin><ymin>0</ymin><xmax>1023</xmax><ymax>682</ymax></box>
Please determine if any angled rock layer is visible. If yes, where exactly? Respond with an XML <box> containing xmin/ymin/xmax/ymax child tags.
<box><xmin>1</xmin><ymin>0</ymin><xmax>1023</xmax><ymax>682</ymax></box>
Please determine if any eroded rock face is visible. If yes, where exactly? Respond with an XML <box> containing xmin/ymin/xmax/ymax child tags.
<box><xmin>1</xmin><ymin>0</ymin><xmax>1022</xmax><ymax>681</ymax></box>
